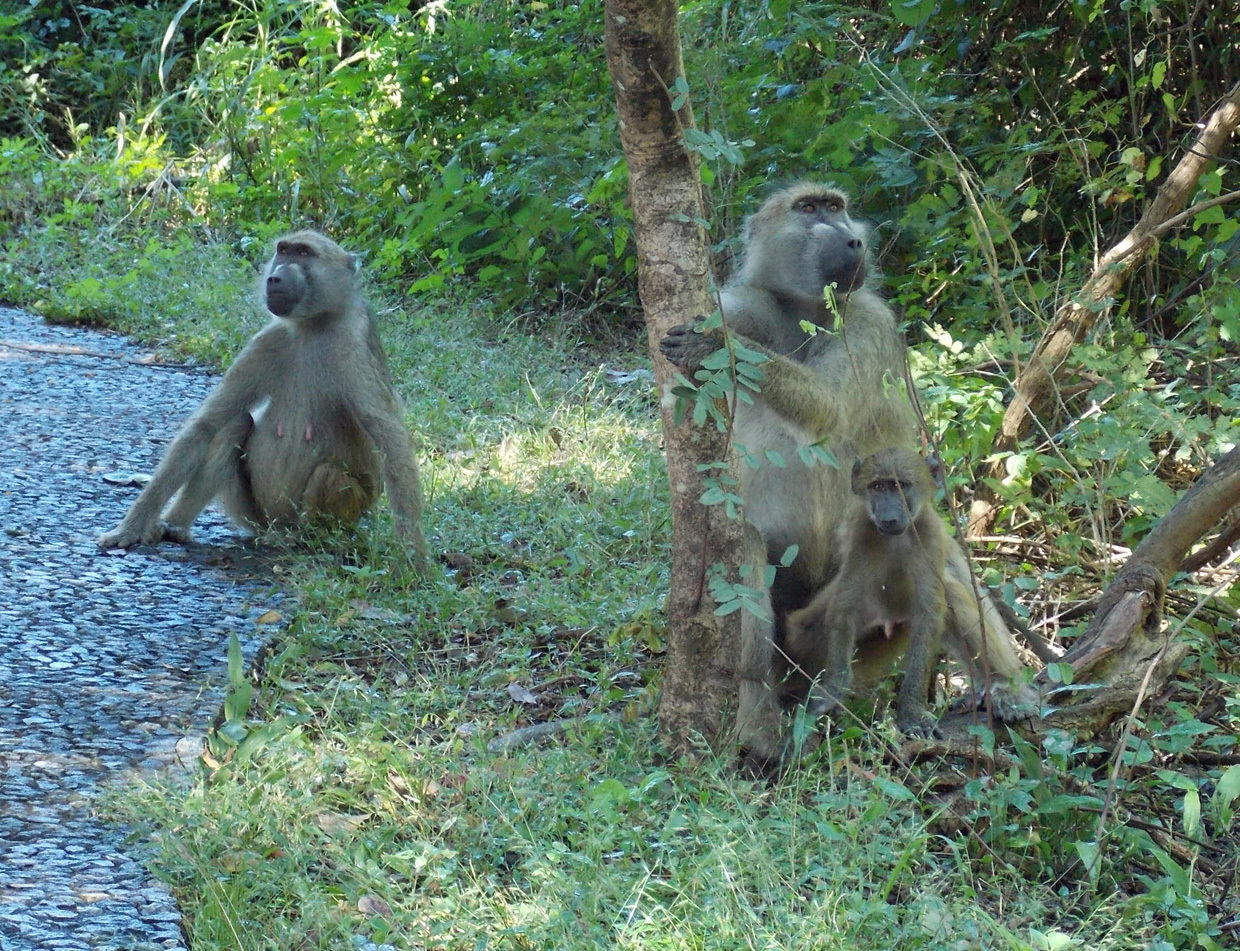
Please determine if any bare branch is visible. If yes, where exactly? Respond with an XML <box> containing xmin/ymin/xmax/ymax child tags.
<box><xmin>969</xmin><ymin>81</ymin><xmax>1240</xmax><ymax>537</ymax></box>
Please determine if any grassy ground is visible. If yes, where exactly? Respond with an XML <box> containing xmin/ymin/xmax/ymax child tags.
<box><xmin>5</xmin><ymin>226</ymin><xmax>1235</xmax><ymax>951</ymax></box>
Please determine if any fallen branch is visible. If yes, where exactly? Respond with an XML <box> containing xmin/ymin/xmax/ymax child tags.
<box><xmin>1044</xmin><ymin>446</ymin><xmax>1240</xmax><ymax>735</ymax></box>
<box><xmin>0</xmin><ymin>339</ymin><xmax>193</xmax><ymax>368</ymax></box>
<box><xmin>1180</xmin><ymin>511</ymin><xmax>1240</xmax><ymax>573</ymax></box>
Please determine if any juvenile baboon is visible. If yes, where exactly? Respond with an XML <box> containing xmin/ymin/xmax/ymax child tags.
<box><xmin>660</xmin><ymin>183</ymin><xmax>1034</xmax><ymax>765</ymax></box>
<box><xmin>783</xmin><ymin>448</ymin><xmax>948</xmax><ymax>738</ymax></box>
<box><xmin>99</xmin><ymin>230</ymin><xmax>429</xmax><ymax>571</ymax></box>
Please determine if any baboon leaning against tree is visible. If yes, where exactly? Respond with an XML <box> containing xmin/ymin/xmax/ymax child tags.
<box><xmin>783</xmin><ymin>447</ymin><xmax>951</xmax><ymax>740</ymax></box>
<box><xmin>660</xmin><ymin>183</ymin><xmax>1035</xmax><ymax>765</ymax></box>
<box><xmin>99</xmin><ymin>230</ymin><xmax>429</xmax><ymax>572</ymax></box>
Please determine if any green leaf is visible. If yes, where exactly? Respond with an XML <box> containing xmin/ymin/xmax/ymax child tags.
<box><xmin>1193</xmin><ymin>205</ymin><xmax>1227</xmax><ymax>228</ymax></box>
<box><xmin>1213</xmin><ymin>764</ymin><xmax>1240</xmax><ymax>826</ymax></box>
<box><xmin>889</xmin><ymin>0</ymin><xmax>936</xmax><ymax>27</ymax></box>
<box><xmin>441</xmin><ymin>156</ymin><xmax>465</xmax><ymax>192</ymax></box>
<box><xmin>590</xmin><ymin>778</ymin><xmax>631</xmax><ymax>809</ymax></box>
<box><xmin>1045</xmin><ymin>662</ymin><xmax>1075</xmax><ymax>685</ymax></box>
<box><xmin>1073</xmin><ymin>840</ymin><xmax>1101</xmax><ymax>884</ymax></box>
<box><xmin>873</xmin><ymin>776</ymin><xmax>917</xmax><ymax>801</ymax></box>
<box><xmin>1181</xmin><ymin>787</ymin><xmax>1201</xmax><ymax>838</ymax></box>
<box><xmin>670</xmin><ymin>76</ymin><xmax>690</xmax><ymax>111</ymax></box>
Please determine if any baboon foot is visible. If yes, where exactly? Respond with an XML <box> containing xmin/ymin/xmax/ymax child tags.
<box><xmin>99</xmin><ymin>521</ymin><xmax>164</xmax><ymax>549</ymax></box>
<box><xmin>897</xmin><ymin>710</ymin><xmax>946</xmax><ymax>740</ymax></box>
<box><xmin>950</xmin><ymin>680</ymin><xmax>1041</xmax><ymax>722</ymax></box>
<box><xmin>158</xmin><ymin>522</ymin><xmax>193</xmax><ymax>544</ymax></box>
<box><xmin>99</xmin><ymin>519</ymin><xmax>193</xmax><ymax>549</ymax></box>
<box><xmin>739</xmin><ymin>745</ymin><xmax>783</xmax><ymax>779</ymax></box>
<box><xmin>805</xmin><ymin>680</ymin><xmax>849</xmax><ymax>720</ymax></box>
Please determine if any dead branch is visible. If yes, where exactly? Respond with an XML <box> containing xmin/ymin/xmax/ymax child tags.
<box><xmin>1180</xmin><ymin>511</ymin><xmax>1240</xmax><ymax>573</ymax></box>
<box><xmin>969</xmin><ymin>81</ymin><xmax>1240</xmax><ymax>538</ymax></box>
<box><xmin>1044</xmin><ymin>446</ymin><xmax>1240</xmax><ymax>734</ymax></box>
<box><xmin>0</xmin><ymin>339</ymin><xmax>193</xmax><ymax>368</ymax></box>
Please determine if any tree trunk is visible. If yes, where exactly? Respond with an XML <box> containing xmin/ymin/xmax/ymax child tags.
<box><xmin>969</xmin><ymin>81</ymin><xmax>1240</xmax><ymax>538</ymax></box>
<box><xmin>604</xmin><ymin>0</ymin><xmax>745</xmax><ymax>756</ymax></box>
<box><xmin>1044</xmin><ymin>446</ymin><xmax>1240</xmax><ymax>735</ymax></box>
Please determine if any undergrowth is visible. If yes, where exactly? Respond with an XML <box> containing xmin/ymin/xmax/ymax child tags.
<box><xmin>2</xmin><ymin>224</ymin><xmax>1229</xmax><ymax>949</ymax></box>
<box><xmin>2</xmin><ymin>1</ymin><xmax>1238</xmax><ymax>944</ymax></box>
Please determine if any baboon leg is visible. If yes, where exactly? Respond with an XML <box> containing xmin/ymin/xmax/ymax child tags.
<box><xmin>894</xmin><ymin>575</ymin><xmax>945</xmax><ymax>739</ymax></box>
<box><xmin>359</xmin><ymin>407</ymin><xmax>428</xmax><ymax>568</ymax></box>
<box><xmin>785</xmin><ymin>586</ymin><xmax>854</xmax><ymax>718</ymax></box>
<box><xmin>735</xmin><ymin>523</ymin><xmax>788</xmax><ymax>769</ymax></box>
<box><xmin>943</xmin><ymin>547</ymin><xmax>1039</xmax><ymax>720</ymax></box>
<box><xmin>158</xmin><ymin>428</ymin><xmax>253</xmax><ymax>543</ymax></box>
<box><xmin>807</xmin><ymin>613</ymin><xmax>855</xmax><ymax>718</ymax></box>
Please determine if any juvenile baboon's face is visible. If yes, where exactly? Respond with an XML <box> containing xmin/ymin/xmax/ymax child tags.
<box><xmin>744</xmin><ymin>184</ymin><xmax>869</xmax><ymax>302</ymax></box>
<box><xmin>263</xmin><ymin>231</ymin><xmax>357</xmax><ymax>320</ymax></box>
<box><xmin>851</xmin><ymin>448</ymin><xmax>935</xmax><ymax>537</ymax></box>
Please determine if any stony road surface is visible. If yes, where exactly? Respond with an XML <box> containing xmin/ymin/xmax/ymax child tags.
<box><xmin>0</xmin><ymin>306</ymin><xmax>282</xmax><ymax>950</ymax></box>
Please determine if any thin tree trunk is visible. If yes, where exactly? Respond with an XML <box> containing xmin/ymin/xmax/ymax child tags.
<box><xmin>1045</xmin><ymin>446</ymin><xmax>1240</xmax><ymax>735</ymax></box>
<box><xmin>605</xmin><ymin>0</ymin><xmax>745</xmax><ymax>756</ymax></box>
<box><xmin>969</xmin><ymin>81</ymin><xmax>1240</xmax><ymax>538</ymax></box>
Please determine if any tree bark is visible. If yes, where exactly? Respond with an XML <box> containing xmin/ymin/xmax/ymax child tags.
<box><xmin>969</xmin><ymin>81</ymin><xmax>1240</xmax><ymax>538</ymax></box>
<box><xmin>1044</xmin><ymin>446</ymin><xmax>1240</xmax><ymax>734</ymax></box>
<box><xmin>604</xmin><ymin>0</ymin><xmax>745</xmax><ymax>756</ymax></box>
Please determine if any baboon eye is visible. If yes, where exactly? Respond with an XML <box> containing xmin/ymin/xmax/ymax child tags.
<box><xmin>798</xmin><ymin>200</ymin><xmax>817</xmax><ymax>214</ymax></box>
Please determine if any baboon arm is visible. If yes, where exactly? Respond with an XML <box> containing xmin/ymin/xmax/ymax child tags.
<box><xmin>733</xmin><ymin>337</ymin><xmax>848</xmax><ymax>441</ymax></box>
<box><xmin>358</xmin><ymin>403</ymin><xmax>429</xmax><ymax>571</ymax></box>
<box><xmin>98</xmin><ymin>349</ymin><xmax>267</xmax><ymax>547</ymax></box>
<box><xmin>98</xmin><ymin>410</ymin><xmax>251</xmax><ymax>547</ymax></box>
<box><xmin>722</xmin><ymin>292</ymin><xmax>904</xmax><ymax>443</ymax></box>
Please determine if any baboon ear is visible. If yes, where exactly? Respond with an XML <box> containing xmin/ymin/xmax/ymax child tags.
<box><xmin>926</xmin><ymin>452</ymin><xmax>943</xmax><ymax>486</ymax></box>
<box><xmin>347</xmin><ymin>253</ymin><xmax>360</xmax><ymax>275</ymax></box>
<box><xmin>850</xmin><ymin>455</ymin><xmax>864</xmax><ymax>492</ymax></box>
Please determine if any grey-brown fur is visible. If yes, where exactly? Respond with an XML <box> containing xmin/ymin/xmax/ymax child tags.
<box><xmin>98</xmin><ymin>230</ymin><xmax>428</xmax><ymax>572</ymax></box>
<box><xmin>784</xmin><ymin>448</ymin><xmax>948</xmax><ymax>738</ymax></box>
<box><xmin>661</xmin><ymin>184</ymin><xmax>1035</xmax><ymax>766</ymax></box>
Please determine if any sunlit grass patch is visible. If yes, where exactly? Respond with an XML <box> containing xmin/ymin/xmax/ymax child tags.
<box><xmin>11</xmin><ymin>207</ymin><xmax>1233</xmax><ymax>951</ymax></box>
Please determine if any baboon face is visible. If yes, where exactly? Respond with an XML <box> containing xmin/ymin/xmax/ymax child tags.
<box><xmin>263</xmin><ymin>230</ymin><xmax>358</xmax><ymax>320</ymax></box>
<box><xmin>851</xmin><ymin>448</ymin><xmax>936</xmax><ymax>537</ymax></box>
<box><xmin>746</xmin><ymin>184</ymin><xmax>869</xmax><ymax>302</ymax></box>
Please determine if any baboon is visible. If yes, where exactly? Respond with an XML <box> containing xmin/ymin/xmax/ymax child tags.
<box><xmin>99</xmin><ymin>230</ymin><xmax>429</xmax><ymax>572</ymax></box>
<box><xmin>660</xmin><ymin>183</ymin><xmax>1035</xmax><ymax>765</ymax></box>
<box><xmin>783</xmin><ymin>448</ymin><xmax>948</xmax><ymax>738</ymax></box>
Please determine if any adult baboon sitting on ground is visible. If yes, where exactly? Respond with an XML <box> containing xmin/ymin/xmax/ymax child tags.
<box><xmin>99</xmin><ymin>230</ymin><xmax>429</xmax><ymax>572</ymax></box>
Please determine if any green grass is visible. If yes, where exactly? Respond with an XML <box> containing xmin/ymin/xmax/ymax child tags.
<box><xmin>5</xmin><ymin>223</ymin><xmax>1234</xmax><ymax>951</ymax></box>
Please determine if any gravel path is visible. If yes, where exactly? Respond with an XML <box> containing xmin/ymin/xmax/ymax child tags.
<box><xmin>0</xmin><ymin>306</ymin><xmax>282</xmax><ymax>950</ymax></box>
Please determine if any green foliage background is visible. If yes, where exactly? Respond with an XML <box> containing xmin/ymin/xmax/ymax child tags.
<box><xmin>5</xmin><ymin>0</ymin><xmax>1237</xmax><ymax>512</ymax></box>
<box><xmin>1</xmin><ymin>1</ymin><xmax>1239</xmax><ymax>949</ymax></box>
